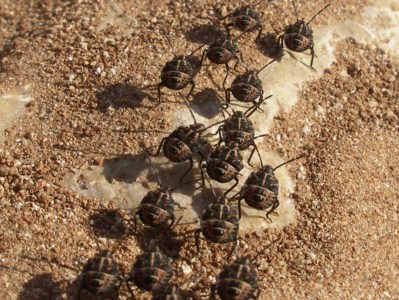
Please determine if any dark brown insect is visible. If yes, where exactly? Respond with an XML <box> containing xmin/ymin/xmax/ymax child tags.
<box><xmin>231</xmin><ymin>155</ymin><xmax>304</xmax><ymax>222</ymax></box>
<box><xmin>211</xmin><ymin>257</ymin><xmax>258</xmax><ymax>300</ymax></box>
<box><xmin>225</xmin><ymin>56</ymin><xmax>281</xmax><ymax>108</ymax></box>
<box><xmin>79</xmin><ymin>251</ymin><xmax>122</xmax><ymax>300</ymax></box>
<box><xmin>153</xmin><ymin>285</ymin><xmax>183</xmax><ymax>300</ymax></box>
<box><xmin>211</xmin><ymin>236</ymin><xmax>281</xmax><ymax>300</ymax></box>
<box><xmin>157</xmin><ymin>39</ymin><xmax>202</xmax><ymax>104</ymax></box>
<box><xmin>199</xmin><ymin>143</ymin><xmax>244</xmax><ymax>196</ymax></box>
<box><xmin>152</xmin><ymin>98</ymin><xmax>208</xmax><ymax>183</ymax></box>
<box><xmin>199</xmin><ymin>36</ymin><xmax>244</xmax><ymax>90</ymax></box>
<box><xmin>127</xmin><ymin>245</ymin><xmax>173</xmax><ymax>293</ymax></box>
<box><xmin>135</xmin><ymin>155</ymin><xmax>184</xmax><ymax>230</ymax></box>
<box><xmin>278</xmin><ymin>1</ymin><xmax>330</xmax><ymax>68</ymax></box>
<box><xmin>220</xmin><ymin>0</ymin><xmax>267</xmax><ymax>41</ymax></box>
<box><xmin>195</xmin><ymin>195</ymin><xmax>239</xmax><ymax>255</ymax></box>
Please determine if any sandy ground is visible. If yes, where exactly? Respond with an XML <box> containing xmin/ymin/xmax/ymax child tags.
<box><xmin>0</xmin><ymin>0</ymin><xmax>398</xmax><ymax>299</ymax></box>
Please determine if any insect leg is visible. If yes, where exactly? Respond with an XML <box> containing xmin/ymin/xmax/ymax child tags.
<box><xmin>186</xmin><ymin>80</ymin><xmax>195</xmax><ymax>100</ymax></box>
<box><xmin>125</xmin><ymin>278</ymin><xmax>135</xmax><ymax>299</ymax></box>
<box><xmin>199</xmin><ymin>48</ymin><xmax>208</xmax><ymax>69</ymax></box>
<box><xmin>225</xmin><ymin>88</ymin><xmax>232</xmax><ymax>107</ymax></box>
<box><xmin>196</xmin><ymin>163</ymin><xmax>206</xmax><ymax>190</ymax></box>
<box><xmin>310</xmin><ymin>44</ymin><xmax>315</xmax><ymax>69</ymax></box>
<box><xmin>153</xmin><ymin>137</ymin><xmax>167</xmax><ymax>157</ymax></box>
<box><xmin>224</xmin><ymin>176</ymin><xmax>239</xmax><ymax>197</ymax></box>
<box><xmin>157</xmin><ymin>82</ymin><xmax>164</xmax><ymax>105</ymax></box>
<box><xmin>266</xmin><ymin>201</ymin><xmax>279</xmax><ymax>223</ymax></box>
<box><xmin>194</xmin><ymin>229</ymin><xmax>201</xmax><ymax>253</ymax></box>
<box><xmin>180</xmin><ymin>157</ymin><xmax>194</xmax><ymax>185</ymax></box>
<box><xmin>277</xmin><ymin>34</ymin><xmax>284</xmax><ymax>49</ymax></box>
<box><xmin>222</xmin><ymin>62</ymin><xmax>230</xmax><ymax>91</ymax></box>
<box><xmin>255</xmin><ymin>24</ymin><xmax>263</xmax><ymax>41</ymax></box>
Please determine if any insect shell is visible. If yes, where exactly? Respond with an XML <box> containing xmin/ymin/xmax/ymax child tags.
<box><xmin>79</xmin><ymin>251</ymin><xmax>122</xmax><ymax>299</ymax></box>
<box><xmin>202</xmin><ymin>143</ymin><xmax>244</xmax><ymax>196</ymax></box>
<box><xmin>219</xmin><ymin>111</ymin><xmax>255</xmax><ymax>151</ymax></box>
<box><xmin>153</xmin><ymin>285</ymin><xmax>183</xmax><ymax>300</ymax></box>
<box><xmin>226</xmin><ymin>70</ymin><xmax>263</xmax><ymax>107</ymax></box>
<box><xmin>128</xmin><ymin>246</ymin><xmax>173</xmax><ymax>292</ymax></box>
<box><xmin>236</xmin><ymin>165</ymin><xmax>279</xmax><ymax>222</ymax></box>
<box><xmin>200</xmin><ymin>38</ymin><xmax>242</xmax><ymax>90</ymax></box>
<box><xmin>158</xmin><ymin>55</ymin><xmax>196</xmax><ymax>104</ymax></box>
<box><xmin>136</xmin><ymin>186</ymin><xmax>177</xmax><ymax>228</ymax></box>
<box><xmin>279</xmin><ymin>2</ymin><xmax>331</xmax><ymax>68</ymax></box>
<box><xmin>154</xmin><ymin>123</ymin><xmax>206</xmax><ymax>183</ymax></box>
<box><xmin>211</xmin><ymin>257</ymin><xmax>259</xmax><ymax>300</ymax></box>
<box><xmin>222</xmin><ymin>0</ymin><xmax>265</xmax><ymax>41</ymax></box>
<box><xmin>195</xmin><ymin>196</ymin><xmax>239</xmax><ymax>252</ymax></box>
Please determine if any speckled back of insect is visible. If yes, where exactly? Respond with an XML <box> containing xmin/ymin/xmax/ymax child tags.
<box><xmin>161</xmin><ymin>56</ymin><xmax>195</xmax><ymax>90</ymax></box>
<box><xmin>200</xmin><ymin>196</ymin><xmax>239</xmax><ymax>245</ymax></box>
<box><xmin>163</xmin><ymin>123</ymin><xmax>206</xmax><ymax>163</ymax></box>
<box><xmin>206</xmin><ymin>144</ymin><xmax>244</xmax><ymax>184</ymax></box>
<box><xmin>137</xmin><ymin>186</ymin><xmax>176</xmax><ymax>228</ymax></box>
<box><xmin>283</xmin><ymin>20</ymin><xmax>313</xmax><ymax>53</ymax></box>
<box><xmin>221</xmin><ymin>111</ymin><xmax>255</xmax><ymax>150</ymax></box>
<box><xmin>213</xmin><ymin>257</ymin><xmax>259</xmax><ymax>300</ymax></box>
<box><xmin>207</xmin><ymin>38</ymin><xmax>239</xmax><ymax>65</ymax></box>
<box><xmin>241</xmin><ymin>165</ymin><xmax>278</xmax><ymax>211</ymax></box>
<box><xmin>130</xmin><ymin>246</ymin><xmax>173</xmax><ymax>292</ymax></box>
<box><xmin>79</xmin><ymin>251</ymin><xmax>122</xmax><ymax>299</ymax></box>
<box><xmin>230</xmin><ymin>71</ymin><xmax>263</xmax><ymax>104</ymax></box>
<box><xmin>231</xmin><ymin>6</ymin><xmax>262</xmax><ymax>33</ymax></box>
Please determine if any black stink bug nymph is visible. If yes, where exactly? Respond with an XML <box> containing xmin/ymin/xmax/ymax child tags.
<box><xmin>225</xmin><ymin>55</ymin><xmax>282</xmax><ymax>108</ymax></box>
<box><xmin>199</xmin><ymin>143</ymin><xmax>244</xmax><ymax>197</ymax></box>
<box><xmin>195</xmin><ymin>195</ymin><xmax>239</xmax><ymax>255</ymax></box>
<box><xmin>220</xmin><ymin>0</ymin><xmax>267</xmax><ymax>41</ymax></box>
<box><xmin>79</xmin><ymin>251</ymin><xmax>122</xmax><ymax>300</ymax></box>
<box><xmin>127</xmin><ymin>245</ymin><xmax>173</xmax><ymax>293</ymax></box>
<box><xmin>157</xmin><ymin>39</ymin><xmax>202</xmax><ymax>104</ymax></box>
<box><xmin>278</xmin><ymin>1</ymin><xmax>331</xmax><ymax>69</ymax></box>
<box><xmin>231</xmin><ymin>155</ymin><xmax>305</xmax><ymax>222</ymax></box>
<box><xmin>211</xmin><ymin>257</ymin><xmax>258</xmax><ymax>300</ymax></box>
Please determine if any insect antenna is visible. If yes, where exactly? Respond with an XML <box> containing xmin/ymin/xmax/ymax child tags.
<box><xmin>204</xmin><ymin>171</ymin><xmax>219</xmax><ymax>201</ymax></box>
<box><xmin>146</xmin><ymin>154</ymin><xmax>163</xmax><ymax>186</ymax></box>
<box><xmin>307</xmin><ymin>3</ymin><xmax>331</xmax><ymax>25</ymax></box>
<box><xmin>292</xmin><ymin>0</ymin><xmax>299</xmax><ymax>22</ymax></box>
<box><xmin>180</xmin><ymin>92</ymin><xmax>197</xmax><ymax>124</ymax></box>
<box><xmin>273</xmin><ymin>154</ymin><xmax>306</xmax><ymax>171</ymax></box>
<box><xmin>163</xmin><ymin>34</ymin><xmax>178</xmax><ymax>58</ymax></box>
<box><xmin>250</xmin><ymin>234</ymin><xmax>282</xmax><ymax>267</ymax></box>
<box><xmin>256</xmin><ymin>54</ymin><xmax>284</xmax><ymax>75</ymax></box>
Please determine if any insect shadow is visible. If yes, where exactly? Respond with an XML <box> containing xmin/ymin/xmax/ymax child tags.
<box><xmin>18</xmin><ymin>273</ymin><xmax>64</xmax><ymax>300</ymax></box>
<box><xmin>184</xmin><ymin>23</ymin><xmax>225</xmax><ymax>44</ymax></box>
<box><xmin>96</xmin><ymin>82</ymin><xmax>155</xmax><ymax>112</ymax></box>
<box><xmin>88</xmin><ymin>209</ymin><xmax>128</xmax><ymax>240</ymax></box>
<box><xmin>190</xmin><ymin>88</ymin><xmax>224</xmax><ymax>119</ymax></box>
<box><xmin>191</xmin><ymin>186</ymin><xmax>225</xmax><ymax>216</ymax></box>
<box><xmin>256</xmin><ymin>31</ymin><xmax>284</xmax><ymax>59</ymax></box>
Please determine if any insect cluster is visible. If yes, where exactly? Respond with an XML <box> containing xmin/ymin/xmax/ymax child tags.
<box><xmin>56</xmin><ymin>1</ymin><xmax>330</xmax><ymax>299</ymax></box>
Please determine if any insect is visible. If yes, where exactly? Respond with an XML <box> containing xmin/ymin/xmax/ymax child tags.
<box><xmin>225</xmin><ymin>56</ymin><xmax>281</xmax><ymax>108</ymax></box>
<box><xmin>216</xmin><ymin>99</ymin><xmax>270</xmax><ymax>154</ymax></box>
<box><xmin>152</xmin><ymin>97</ymin><xmax>208</xmax><ymax>183</ymax></box>
<box><xmin>211</xmin><ymin>257</ymin><xmax>258</xmax><ymax>300</ymax></box>
<box><xmin>278</xmin><ymin>1</ymin><xmax>331</xmax><ymax>68</ymax></box>
<box><xmin>127</xmin><ymin>245</ymin><xmax>173</xmax><ymax>293</ymax></box>
<box><xmin>219</xmin><ymin>0</ymin><xmax>267</xmax><ymax>41</ymax></box>
<box><xmin>199</xmin><ymin>142</ymin><xmax>244</xmax><ymax>197</ymax></box>
<box><xmin>231</xmin><ymin>155</ymin><xmax>305</xmax><ymax>222</ymax></box>
<box><xmin>135</xmin><ymin>155</ymin><xmax>184</xmax><ymax>230</ymax></box>
<box><xmin>153</xmin><ymin>285</ymin><xmax>183</xmax><ymax>300</ymax></box>
<box><xmin>195</xmin><ymin>194</ymin><xmax>239</xmax><ymax>256</ymax></box>
<box><xmin>199</xmin><ymin>35</ymin><xmax>244</xmax><ymax>90</ymax></box>
<box><xmin>78</xmin><ymin>251</ymin><xmax>122</xmax><ymax>300</ymax></box>
<box><xmin>157</xmin><ymin>38</ymin><xmax>202</xmax><ymax>104</ymax></box>
<box><xmin>211</xmin><ymin>236</ymin><xmax>281</xmax><ymax>300</ymax></box>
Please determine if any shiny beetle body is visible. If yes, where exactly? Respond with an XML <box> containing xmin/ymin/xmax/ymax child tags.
<box><xmin>211</xmin><ymin>258</ymin><xmax>259</xmax><ymax>300</ymax></box>
<box><xmin>79</xmin><ymin>251</ymin><xmax>122</xmax><ymax>299</ymax></box>
<box><xmin>128</xmin><ymin>246</ymin><xmax>173</xmax><ymax>293</ymax></box>
<box><xmin>195</xmin><ymin>196</ymin><xmax>239</xmax><ymax>252</ymax></box>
